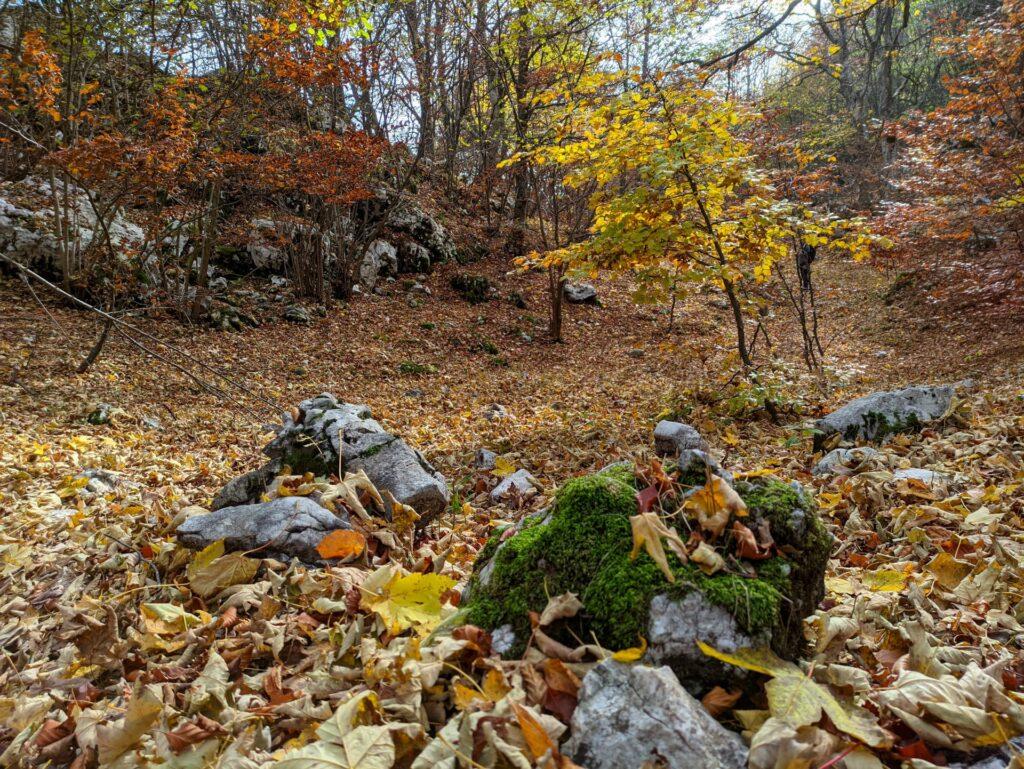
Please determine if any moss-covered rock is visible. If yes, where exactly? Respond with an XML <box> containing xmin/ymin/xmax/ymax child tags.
<box><xmin>812</xmin><ymin>385</ymin><xmax>953</xmax><ymax>450</ymax></box>
<box><xmin>464</xmin><ymin>466</ymin><xmax>831</xmax><ymax>688</ymax></box>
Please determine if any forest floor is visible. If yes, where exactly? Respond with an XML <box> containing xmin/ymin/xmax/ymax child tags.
<box><xmin>1</xmin><ymin>252</ymin><xmax>1023</xmax><ymax>768</ymax></box>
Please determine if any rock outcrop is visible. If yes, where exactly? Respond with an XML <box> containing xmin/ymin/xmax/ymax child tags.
<box><xmin>565</xmin><ymin>661</ymin><xmax>748</xmax><ymax>769</ymax></box>
<box><xmin>214</xmin><ymin>394</ymin><xmax>449</xmax><ymax>523</ymax></box>
<box><xmin>814</xmin><ymin>384</ymin><xmax>954</xmax><ymax>450</ymax></box>
<box><xmin>0</xmin><ymin>177</ymin><xmax>146</xmax><ymax>279</ymax></box>
<box><xmin>464</xmin><ymin>464</ymin><xmax>831</xmax><ymax>689</ymax></box>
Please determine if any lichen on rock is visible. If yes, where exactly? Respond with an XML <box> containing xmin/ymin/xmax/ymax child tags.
<box><xmin>464</xmin><ymin>464</ymin><xmax>832</xmax><ymax>687</ymax></box>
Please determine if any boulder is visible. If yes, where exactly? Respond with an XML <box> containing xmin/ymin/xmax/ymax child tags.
<box><xmin>211</xmin><ymin>460</ymin><xmax>282</xmax><ymax>510</ymax></box>
<box><xmin>387</xmin><ymin>201</ymin><xmax>457</xmax><ymax>265</ymax></box>
<box><xmin>283</xmin><ymin>305</ymin><xmax>312</xmax><ymax>324</ymax></box>
<box><xmin>563</xmin><ymin>282</ymin><xmax>597</xmax><ymax>304</ymax></box>
<box><xmin>464</xmin><ymin>466</ymin><xmax>831</xmax><ymax>688</ymax></box>
<box><xmin>177</xmin><ymin>497</ymin><xmax>349</xmax><ymax>562</ymax></box>
<box><xmin>813</xmin><ymin>384</ymin><xmax>954</xmax><ymax>450</ymax></box>
<box><xmin>653</xmin><ymin>420</ymin><xmax>708</xmax><ymax>457</ymax></box>
<box><xmin>812</xmin><ymin>446</ymin><xmax>880</xmax><ymax>476</ymax></box>
<box><xmin>474</xmin><ymin>448</ymin><xmax>498</xmax><ymax>470</ymax></box>
<box><xmin>214</xmin><ymin>394</ymin><xmax>449</xmax><ymax>523</ymax></box>
<box><xmin>565</xmin><ymin>661</ymin><xmax>748</xmax><ymax>769</ymax></box>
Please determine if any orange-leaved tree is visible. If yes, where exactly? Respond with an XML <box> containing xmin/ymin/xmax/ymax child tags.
<box><xmin>880</xmin><ymin>0</ymin><xmax>1024</xmax><ymax>312</ymax></box>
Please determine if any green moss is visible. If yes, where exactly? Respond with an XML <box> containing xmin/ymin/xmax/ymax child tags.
<box><xmin>450</xmin><ymin>273</ymin><xmax>492</xmax><ymax>303</ymax></box>
<box><xmin>465</xmin><ymin>466</ymin><xmax>800</xmax><ymax>656</ymax></box>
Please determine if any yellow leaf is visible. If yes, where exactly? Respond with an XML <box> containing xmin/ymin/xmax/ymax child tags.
<box><xmin>612</xmin><ymin>635</ymin><xmax>648</xmax><ymax>662</ymax></box>
<box><xmin>863</xmin><ymin>568</ymin><xmax>910</xmax><ymax>592</ymax></box>
<box><xmin>187</xmin><ymin>544</ymin><xmax>259</xmax><ymax>599</ymax></box>
<box><xmin>360</xmin><ymin>571</ymin><xmax>455</xmax><ymax>635</ymax></box>
<box><xmin>492</xmin><ymin>456</ymin><xmax>517</xmax><ymax>478</ymax></box>
<box><xmin>697</xmin><ymin>642</ymin><xmax>891</xmax><ymax>748</ymax></box>
<box><xmin>691</xmin><ymin>541</ymin><xmax>726</xmax><ymax>575</ymax></box>
<box><xmin>140</xmin><ymin>603</ymin><xmax>205</xmax><ymax>635</ymax></box>
<box><xmin>683</xmin><ymin>475</ymin><xmax>747</xmax><ymax>537</ymax></box>
<box><xmin>925</xmin><ymin>552</ymin><xmax>974</xmax><ymax>589</ymax></box>
<box><xmin>629</xmin><ymin>512</ymin><xmax>688</xmax><ymax>582</ymax></box>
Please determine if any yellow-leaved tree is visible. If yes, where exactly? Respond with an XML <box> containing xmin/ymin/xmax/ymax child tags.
<box><xmin>518</xmin><ymin>68</ymin><xmax>877</xmax><ymax>381</ymax></box>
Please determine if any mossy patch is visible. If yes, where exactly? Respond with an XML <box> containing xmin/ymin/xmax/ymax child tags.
<box><xmin>464</xmin><ymin>468</ymin><xmax>829</xmax><ymax>659</ymax></box>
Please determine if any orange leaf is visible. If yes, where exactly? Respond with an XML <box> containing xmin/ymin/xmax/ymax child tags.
<box><xmin>316</xmin><ymin>529</ymin><xmax>366</xmax><ymax>560</ymax></box>
<box><xmin>701</xmin><ymin>686</ymin><xmax>742</xmax><ymax>717</ymax></box>
<box><xmin>513</xmin><ymin>702</ymin><xmax>556</xmax><ymax>761</ymax></box>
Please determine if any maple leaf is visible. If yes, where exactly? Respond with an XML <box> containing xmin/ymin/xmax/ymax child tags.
<box><xmin>186</xmin><ymin>540</ymin><xmax>259</xmax><ymax>598</ymax></box>
<box><xmin>629</xmin><ymin>511</ymin><xmax>688</xmax><ymax>582</ymax></box>
<box><xmin>359</xmin><ymin>568</ymin><xmax>456</xmax><ymax>635</ymax></box>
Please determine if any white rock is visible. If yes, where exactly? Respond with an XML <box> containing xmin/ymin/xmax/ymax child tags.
<box><xmin>177</xmin><ymin>497</ymin><xmax>349</xmax><ymax>562</ymax></box>
<box><xmin>565</xmin><ymin>660</ymin><xmax>748</xmax><ymax>769</ymax></box>
<box><xmin>812</xmin><ymin>446</ymin><xmax>881</xmax><ymax>476</ymax></box>
<box><xmin>814</xmin><ymin>384</ymin><xmax>954</xmax><ymax>449</ymax></box>
<box><xmin>490</xmin><ymin>469</ymin><xmax>538</xmax><ymax>502</ymax></box>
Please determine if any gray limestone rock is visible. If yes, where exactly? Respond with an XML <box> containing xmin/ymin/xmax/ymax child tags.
<box><xmin>563</xmin><ymin>282</ymin><xmax>597</xmax><ymax>304</ymax></box>
<box><xmin>565</xmin><ymin>660</ymin><xmax>748</xmax><ymax>769</ymax></box>
<box><xmin>812</xmin><ymin>446</ymin><xmax>881</xmax><ymax>476</ymax></box>
<box><xmin>814</xmin><ymin>384</ymin><xmax>954</xmax><ymax>450</ymax></box>
<box><xmin>645</xmin><ymin>592</ymin><xmax>771</xmax><ymax>691</ymax></box>
<box><xmin>653</xmin><ymin>420</ymin><xmax>709</xmax><ymax>458</ymax></box>
<box><xmin>176</xmin><ymin>497</ymin><xmax>350</xmax><ymax>562</ymax></box>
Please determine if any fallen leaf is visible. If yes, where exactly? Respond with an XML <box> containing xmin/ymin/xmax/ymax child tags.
<box><xmin>684</xmin><ymin>474</ymin><xmax>747</xmax><ymax>537</ymax></box>
<box><xmin>629</xmin><ymin>512</ymin><xmax>688</xmax><ymax>581</ymax></box>
<box><xmin>316</xmin><ymin>529</ymin><xmax>367</xmax><ymax>561</ymax></box>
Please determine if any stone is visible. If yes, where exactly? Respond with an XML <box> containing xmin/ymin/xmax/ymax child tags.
<box><xmin>814</xmin><ymin>384</ymin><xmax>954</xmax><ymax>450</ymax></box>
<box><xmin>474</xmin><ymin>448</ymin><xmax>497</xmax><ymax>470</ymax></box>
<box><xmin>76</xmin><ymin>468</ymin><xmax>123</xmax><ymax>495</ymax></box>
<box><xmin>283</xmin><ymin>305</ymin><xmax>312</xmax><ymax>324</ymax></box>
<box><xmin>397</xmin><ymin>241</ymin><xmax>432</xmax><ymax>273</ymax></box>
<box><xmin>563</xmin><ymin>282</ymin><xmax>597</xmax><ymax>304</ymax></box>
<box><xmin>893</xmin><ymin>467</ymin><xmax>951</xmax><ymax>486</ymax></box>
<box><xmin>86</xmin><ymin>404</ymin><xmax>115</xmax><ymax>425</ymax></box>
<box><xmin>564</xmin><ymin>661</ymin><xmax>748</xmax><ymax>769</ymax></box>
<box><xmin>254</xmin><ymin>394</ymin><xmax>449</xmax><ymax>522</ymax></box>
<box><xmin>387</xmin><ymin>200</ymin><xmax>457</xmax><ymax>265</ymax></box>
<box><xmin>677</xmin><ymin>449</ymin><xmax>733</xmax><ymax>487</ymax></box>
<box><xmin>465</xmin><ymin>467</ymin><xmax>831</xmax><ymax>681</ymax></box>
<box><xmin>212</xmin><ymin>460</ymin><xmax>283</xmax><ymax>510</ymax></box>
<box><xmin>653</xmin><ymin>420</ymin><xmax>708</xmax><ymax>458</ymax></box>
<box><xmin>359</xmin><ymin>239</ymin><xmax>398</xmax><ymax>289</ymax></box>
<box><xmin>646</xmin><ymin>592</ymin><xmax>770</xmax><ymax>690</ymax></box>
<box><xmin>490</xmin><ymin>469</ymin><xmax>538</xmax><ymax>502</ymax></box>
<box><xmin>812</xmin><ymin>446</ymin><xmax>881</xmax><ymax>476</ymax></box>
<box><xmin>482</xmin><ymin>404</ymin><xmax>508</xmax><ymax>421</ymax></box>
<box><xmin>177</xmin><ymin>497</ymin><xmax>349</xmax><ymax>563</ymax></box>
